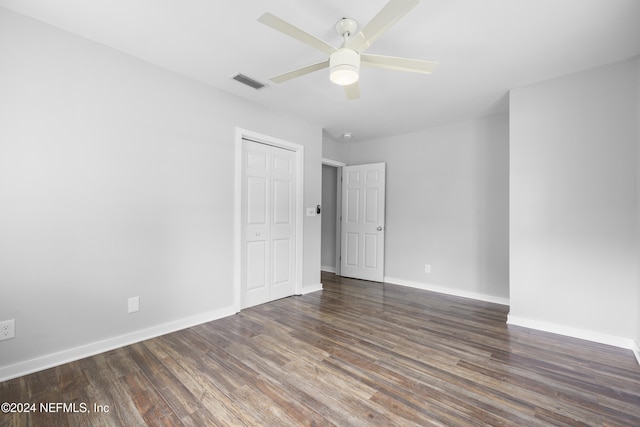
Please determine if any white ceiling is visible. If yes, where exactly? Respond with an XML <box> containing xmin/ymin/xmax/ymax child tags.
<box><xmin>2</xmin><ymin>0</ymin><xmax>639</xmax><ymax>141</ymax></box>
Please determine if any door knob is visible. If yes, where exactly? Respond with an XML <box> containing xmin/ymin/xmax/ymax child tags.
<box><xmin>377</xmin><ymin>226</ymin><xmax>383</xmax><ymax>231</ymax></box>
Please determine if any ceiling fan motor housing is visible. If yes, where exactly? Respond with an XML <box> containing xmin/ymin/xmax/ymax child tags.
<box><xmin>335</xmin><ymin>18</ymin><xmax>358</xmax><ymax>38</ymax></box>
<box><xmin>330</xmin><ymin>48</ymin><xmax>360</xmax><ymax>85</ymax></box>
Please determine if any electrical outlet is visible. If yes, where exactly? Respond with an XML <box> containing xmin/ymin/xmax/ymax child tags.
<box><xmin>424</xmin><ymin>264</ymin><xmax>431</xmax><ymax>274</ymax></box>
<box><xmin>0</xmin><ymin>319</ymin><xmax>15</xmax><ymax>341</ymax></box>
<box><xmin>128</xmin><ymin>297</ymin><xmax>140</xmax><ymax>314</ymax></box>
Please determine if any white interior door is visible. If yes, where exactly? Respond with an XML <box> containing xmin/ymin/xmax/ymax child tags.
<box><xmin>242</xmin><ymin>139</ymin><xmax>296</xmax><ymax>308</ymax></box>
<box><xmin>340</xmin><ymin>163</ymin><xmax>386</xmax><ymax>282</ymax></box>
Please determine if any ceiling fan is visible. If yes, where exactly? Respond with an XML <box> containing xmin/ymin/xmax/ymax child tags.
<box><xmin>258</xmin><ymin>0</ymin><xmax>438</xmax><ymax>100</ymax></box>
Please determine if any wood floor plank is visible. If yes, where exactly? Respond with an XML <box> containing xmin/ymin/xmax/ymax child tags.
<box><xmin>2</xmin><ymin>272</ymin><xmax>640</xmax><ymax>426</ymax></box>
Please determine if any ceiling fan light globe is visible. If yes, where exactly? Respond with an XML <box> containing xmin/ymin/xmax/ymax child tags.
<box><xmin>330</xmin><ymin>66</ymin><xmax>359</xmax><ymax>85</ymax></box>
<box><xmin>330</xmin><ymin>48</ymin><xmax>360</xmax><ymax>86</ymax></box>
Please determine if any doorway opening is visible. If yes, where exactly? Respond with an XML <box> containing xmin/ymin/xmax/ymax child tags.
<box><xmin>321</xmin><ymin>160</ymin><xmax>387</xmax><ymax>282</ymax></box>
<box><xmin>321</xmin><ymin>159</ymin><xmax>345</xmax><ymax>275</ymax></box>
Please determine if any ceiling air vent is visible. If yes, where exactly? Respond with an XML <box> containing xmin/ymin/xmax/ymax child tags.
<box><xmin>232</xmin><ymin>73</ymin><xmax>266</xmax><ymax>90</ymax></box>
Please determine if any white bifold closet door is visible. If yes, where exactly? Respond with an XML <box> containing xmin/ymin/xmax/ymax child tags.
<box><xmin>241</xmin><ymin>139</ymin><xmax>297</xmax><ymax>309</ymax></box>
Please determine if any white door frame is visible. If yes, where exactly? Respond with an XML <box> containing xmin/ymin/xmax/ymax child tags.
<box><xmin>234</xmin><ymin>128</ymin><xmax>304</xmax><ymax>312</ymax></box>
<box><xmin>321</xmin><ymin>158</ymin><xmax>345</xmax><ymax>276</ymax></box>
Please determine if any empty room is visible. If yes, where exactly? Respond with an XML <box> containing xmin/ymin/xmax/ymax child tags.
<box><xmin>1</xmin><ymin>0</ymin><xmax>639</xmax><ymax>425</ymax></box>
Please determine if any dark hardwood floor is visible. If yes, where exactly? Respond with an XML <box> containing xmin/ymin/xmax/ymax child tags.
<box><xmin>2</xmin><ymin>272</ymin><xmax>640</xmax><ymax>426</ymax></box>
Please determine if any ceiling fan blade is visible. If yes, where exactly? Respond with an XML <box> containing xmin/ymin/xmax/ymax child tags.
<box><xmin>361</xmin><ymin>54</ymin><xmax>438</xmax><ymax>74</ymax></box>
<box><xmin>344</xmin><ymin>82</ymin><xmax>360</xmax><ymax>100</ymax></box>
<box><xmin>270</xmin><ymin>60</ymin><xmax>329</xmax><ymax>83</ymax></box>
<box><xmin>347</xmin><ymin>0</ymin><xmax>419</xmax><ymax>53</ymax></box>
<box><xmin>258</xmin><ymin>13</ymin><xmax>337</xmax><ymax>55</ymax></box>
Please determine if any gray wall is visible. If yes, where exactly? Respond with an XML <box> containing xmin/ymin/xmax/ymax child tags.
<box><xmin>322</xmin><ymin>133</ymin><xmax>349</xmax><ymax>164</ymax></box>
<box><xmin>347</xmin><ymin>114</ymin><xmax>510</xmax><ymax>302</ymax></box>
<box><xmin>321</xmin><ymin>165</ymin><xmax>338</xmax><ymax>271</ymax></box>
<box><xmin>509</xmin><ymin>59</ymin><xmax>639</xmax><ymax>343</ymax></box>
<box><xmin>0</xmin><ymin>7</ymin><xmax>323</xmax><ymax>375</ymax></box>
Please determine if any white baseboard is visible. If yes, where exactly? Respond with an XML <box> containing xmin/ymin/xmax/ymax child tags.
<box><xmin>299</xmin><ymin>283</ymin><xmax>323</xmax><ymax>295</ymax></box>
<box><xmin>0</xmin><ymin>306</ymin><xmax>237</xmax><ymax>383</ymax></box>
<box><xmin>321</xmin><ymin>265</ymin><xmax>336</xmax><ymax>273</ymax></box>
<box><xmin>507</xmin><ymin>315</ymin><xmax>638</xmax><ymax>354</ymax></box>
<box><xmin>384</xmin><ymin>276</ymin><xmax>510</xmax><ymax>306</ymax></box>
